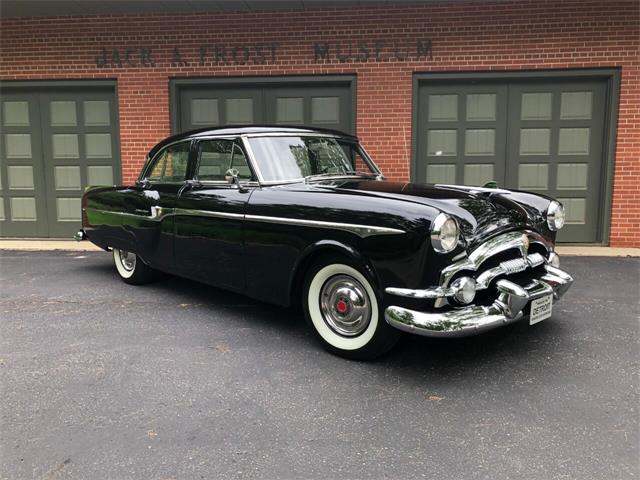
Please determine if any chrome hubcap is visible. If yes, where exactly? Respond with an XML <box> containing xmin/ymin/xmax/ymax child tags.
<box><xmin>320</xmin><ymin>274</ymin><xmax>371</xmax><ymax>337</ymax></box>
<box><xmin>118</xmin><ymin>250</ymin><xmax>136</xmax><ymax>272</ymax></box>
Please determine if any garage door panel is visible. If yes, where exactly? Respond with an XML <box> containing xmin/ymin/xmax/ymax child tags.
<box><xmin>505</xmin><ymin>80</ymin><xmax>606</xmax><ymax>243</ymax></box>
<box><xmin>0</xmin><ymin>92</ymin><xmax>48</xmax><ymax>237</ymax></box>
<box><xmin>179</xmin><ymin>83</ymin><xmax>353</xmax><ymax>135</ymax></box>
<box><xmin>416</xmin><ymin>77</ymin><xmax>608</xmax><ymax>243</ymax></box>
<box><xmin>179</xmin><ymin>88</ymin><xmax>264</xmax><ymax>132</ymax></box>
<box><xmin>265</xmin><ymin>85</ymin><xmax>352</xmax><ymax>132</ymax></box>
<box><xmin>21</xmin><ymin>88</ymin><xmax>120</xmax><ymax>238</ymax></box>
<box><xmin>417</xmin><ymin>83</ymin><xmax>507</xmax><ymax>186</ymax></box>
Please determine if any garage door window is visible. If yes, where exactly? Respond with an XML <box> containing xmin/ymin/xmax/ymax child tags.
<box><xmin>177</xmin><ymin>83</ymin><xmax>353</xmax><ymax>135</ymax></box>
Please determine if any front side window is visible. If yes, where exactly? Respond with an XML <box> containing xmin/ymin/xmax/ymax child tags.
<box><xmin>146</xmin><ymin>141</ymin><xmax>191</xmax><ymax>182</ymax></box>
<box><xmin>196</xmin><ymin>139</ymin><xmax>253</xmax><ymax>181</ymax></box>
<box><xmin>247</xmin><ymin>136</ymin><xmax>378</xmax><ymax>182</ymax></box>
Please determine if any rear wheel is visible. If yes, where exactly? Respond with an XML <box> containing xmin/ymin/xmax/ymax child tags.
<box><xmin>113</xmin><ymin>248</ymin><xmax>154</xmax><ymax>285</ymax></box>
<box><xmin>302</xmin><ymin>256</ymin><xmax>400</xmax><ymax>360</ymax></box>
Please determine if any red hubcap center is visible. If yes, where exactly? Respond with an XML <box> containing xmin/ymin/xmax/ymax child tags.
<box><xmin>336</xmin><ymin>300</ymin><xmax>348</xmax><ymax>314</ymax></box>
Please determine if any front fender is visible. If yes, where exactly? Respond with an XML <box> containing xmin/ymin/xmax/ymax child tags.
<box><xmin>288</xmin><ymin>239</ymin><xmax>383</xmax><ymax>307</ymax></box>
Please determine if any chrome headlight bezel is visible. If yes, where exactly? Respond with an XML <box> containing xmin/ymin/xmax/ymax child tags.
<box><xmin>430</xmin><ymin>213</ymin><xmax>459</xmax><ymax>253</ymax></box>
<box><xmin>547</xmin><ymin>201</ymin><xmax>566</xmax><ymax>231</ymax></box>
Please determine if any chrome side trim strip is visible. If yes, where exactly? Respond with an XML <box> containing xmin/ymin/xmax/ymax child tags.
<box><xmin>87</xmin><ymin>208</ymin><xmax>160</xmax><ymax>220</ymax></box>
<box><xmin>245</xmin><ymin>214</ymin><xmax>405</xmax><ymax>238</ymax></box>
<box><xmin>86</xmin><ymin>207</ymin><xmax>403</xmax><ymax>238</ymax></box>
<box><xmin>172</xmin><ymin>208</ymin><xmax>244</xmax><ymax>220</ymax></box>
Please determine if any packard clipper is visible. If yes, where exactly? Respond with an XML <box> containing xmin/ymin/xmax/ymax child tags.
<box><xmin>76</xmin><ymin>126</ymin><xmax>574</xmax><ymax>360</ymax></box>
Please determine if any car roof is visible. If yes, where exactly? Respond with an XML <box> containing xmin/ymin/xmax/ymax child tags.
<box><xmin>148</xmin><ymin>125</ymin><xmax>359</xmax><ymax>157</ymax></box>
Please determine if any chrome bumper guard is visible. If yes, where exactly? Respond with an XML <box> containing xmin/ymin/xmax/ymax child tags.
<box><xmin>384</xmin><ymin>265</ymin><xmax>573</xmax><ymax>337</ymax></box>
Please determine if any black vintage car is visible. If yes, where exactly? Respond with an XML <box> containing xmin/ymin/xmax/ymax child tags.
<box><xmin>76</xmin><ymin>126</ymin><xmax>573</xmax><ymax>359</ymax></box>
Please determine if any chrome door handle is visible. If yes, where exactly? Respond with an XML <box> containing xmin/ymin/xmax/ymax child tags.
<box><xmin>150</xmin><ymin>206</ymin><xmax>163</xmax><ymax>219</ymax></box>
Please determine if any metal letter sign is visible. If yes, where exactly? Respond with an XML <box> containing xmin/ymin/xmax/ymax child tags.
<box><xmin>95</xmin><ymin>39</ymin><xmax>433</xmax><ymax>68</ymax></box>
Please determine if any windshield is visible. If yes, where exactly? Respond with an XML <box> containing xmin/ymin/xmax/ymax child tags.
<box><xmin>248</xmin><ymin>136</ymin><xmax>379</xmax><ymax>182</ymax></box>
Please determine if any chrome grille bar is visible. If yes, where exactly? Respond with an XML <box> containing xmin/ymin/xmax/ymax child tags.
<box><xmin>475</xmin><ymin>252</ymin><xmax>546</xmax><ymax>289</ymax></box>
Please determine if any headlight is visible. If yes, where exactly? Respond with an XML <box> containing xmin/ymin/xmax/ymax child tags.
<box><xmin>547</xmin><ymin>201</ymin><xmax>566</xmax><ymax>231</ymax></box>
<box><xmin>431</xmin><ymin>213</ymin><xmax>459</xmax><ymax>253</ymax></box>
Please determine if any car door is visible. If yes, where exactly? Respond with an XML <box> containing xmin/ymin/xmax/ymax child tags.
<box><xmin>126</xmin><ymin>139</ymin><xmax>192</xmax><ymax>270</ymax></box>
<box><xmin>173</xmin><ymin>137</ymin><xmax>256</xmax><ymax>292</ymax></box>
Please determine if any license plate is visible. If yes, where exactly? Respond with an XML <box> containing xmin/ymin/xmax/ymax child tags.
<box><xmin>529</xmin><ymin>294</ymin><xmax>553</xmax><ymax>325</ymax></box>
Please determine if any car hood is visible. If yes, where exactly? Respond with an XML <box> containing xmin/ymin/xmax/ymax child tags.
<box><xmin>318</xmin><ymin>180</ymin><xmax>549</xmax><ymax>244</ymax></box>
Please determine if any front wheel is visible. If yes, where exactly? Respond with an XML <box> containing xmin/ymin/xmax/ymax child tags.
<box><xmin>302</xmin><ymin>257</ymin><xmax>400</xmax><ymax>360</ymax></box>
<box><xmin>112</xmin><ymin>248</ymin><xmax>155</xmax><ymax>285</ymax></box>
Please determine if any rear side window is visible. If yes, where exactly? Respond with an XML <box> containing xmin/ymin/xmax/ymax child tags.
<box><xmin>146</xmin><ymin>141</ymin><xmax>191</xmax><ymax>182</ymax></box>
<box><xmin>196</xmin><ymin>139</ymin><xmax>253</xmax><ymax>181</ymax></box>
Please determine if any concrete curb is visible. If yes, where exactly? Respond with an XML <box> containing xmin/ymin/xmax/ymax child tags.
<box><xmin>0</xmin><ymin>240</ymin><xmax>102</xmax><ymax>251</ymax></box>
<box><xmin>0</xmin><ymin>240</ymin><xmax>639</xmax><ymax>257</ymax></box>
<box><xmin>555</xmin><ymin>246</ymin><xmax>640</xmax><ymax>257</ymax></box>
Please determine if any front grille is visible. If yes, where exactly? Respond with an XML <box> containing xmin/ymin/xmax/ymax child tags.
<box><xmin>442</xmin><ymin>232</ymin><xmax>551</xmax><ymax>308</ymax></box>
<box><xmin>500</xmin><ymin>257</ymin><xmax>530</xmax><ymax>274</ymax></box>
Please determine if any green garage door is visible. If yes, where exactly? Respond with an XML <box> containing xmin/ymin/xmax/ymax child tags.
<box><xmin>416</xmin><ymin>78</ymin><xmax>608</xmax><ymax>243</ymax></box>
<box><xmin>176</xmin><ymin>83</ymin><xmax>353</xmax><ymax>134</ymax></box>
<box><xmin>0</xmin><ymin>87</ymin><xmax>120</xmax><ymax>238</ymax></box>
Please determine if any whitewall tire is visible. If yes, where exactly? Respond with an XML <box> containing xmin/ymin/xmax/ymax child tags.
<box><xmin>302</xmin><ymin>256</ymin><xmax>400</xmax><ymax>360</ymax></box>
<box><xmin>113</xmin><ymin>248</ymin><xmax>154</xmax><ymax>285</ymax></box>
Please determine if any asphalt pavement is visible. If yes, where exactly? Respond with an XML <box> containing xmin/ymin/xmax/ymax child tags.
<box><xmin>0</xmin><ymin>251</ymin><xmax>638</xmax><ymax>479</ymax></box>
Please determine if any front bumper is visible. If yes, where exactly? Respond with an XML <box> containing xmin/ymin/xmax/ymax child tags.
<box><xmin>384</xmin><ymin>264</ymin><xmax>573</xmax><ymax>337</ymax></box>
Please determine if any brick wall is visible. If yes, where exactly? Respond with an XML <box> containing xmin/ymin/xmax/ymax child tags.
<box><xmin>0</xmin><ymin>0</ymin><xmax>638</xmax><ymax>246</ymax></box>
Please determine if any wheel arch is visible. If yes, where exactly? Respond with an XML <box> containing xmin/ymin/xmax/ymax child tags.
<box><xmin>288</xmin><ymin>239</ymin><xmax>381</xmax><ymax>307</ymax></box>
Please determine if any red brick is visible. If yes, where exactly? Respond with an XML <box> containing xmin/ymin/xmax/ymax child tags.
<box><xmin>0</xmin><ymin>0</ymin><xmax>638</xmax><ymax>246</ymax></box>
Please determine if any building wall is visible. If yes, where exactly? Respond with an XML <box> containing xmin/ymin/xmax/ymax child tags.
<box><xmin>0</xmin><ymin>0</ymin><xmax>638</xmax><ymax>246</ymax></box>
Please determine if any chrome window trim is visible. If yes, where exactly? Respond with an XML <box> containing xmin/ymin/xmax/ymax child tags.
<box><xmin>140</xmin><ymin>138</ymin><xmax>193</xmax><ymax>183</ymax></box>
<box><xmin>240</xmin><ymin>135</ymin><xmax>265</xmax><ymax>183</ymax></box>
<box><xmin>258</xmin><ymin>179</ymin><xmax>306</xmax><ymax>186</ymax></box>
<box><xmin>358</xmin><ymin>145</ymin><xmax>383</xmax><ymax>176</ymax></box>
<box><xmin>192</xmin><ymin>180</ymin><xmax>261</xmax><ymax>187</ymax></box>
<box><xmin>241</xmin><ymin>134</ymin><xmax>380</xmax><ymax>185</ymax></box>
<box><xmin>193</xmin><ymin>136</ymin><xmax>258</xmax><ymax>183</ymax></box>
<box><xmin>243</xmin><ymin>132</ymin><xmax>344</xmax><ymax>139</ymax></box>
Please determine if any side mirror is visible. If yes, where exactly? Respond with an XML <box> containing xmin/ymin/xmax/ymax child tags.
<box><xmin>225</xmin><ymin>169</ymin><xmax>248</xmax><ymax>193</ymax></box>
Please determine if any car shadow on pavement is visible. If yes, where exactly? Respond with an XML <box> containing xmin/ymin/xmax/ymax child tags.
<box><xmin>148</xmin><ymin>269</ymin><xmax>570</xmax><ymax>373</ymax></box>
<box><xmin>70</xmin><ymin>252</ymin><xmax>571</xmax><ymax>377</ymax></box>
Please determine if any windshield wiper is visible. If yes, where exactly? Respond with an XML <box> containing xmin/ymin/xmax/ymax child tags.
<box><xmin>304</xmin><ymin>172</ymin><xmax>343</xmax><ymax>183</ymax></box>
<box><xmin>304</xmin><ymin>171</ymin><xmax>384</xmax><ymax>183</ymax></box>
<box><xmin>344</xmin><ymin>171</ymin><xmax>385</xmax><ymax>180</ymax></box>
